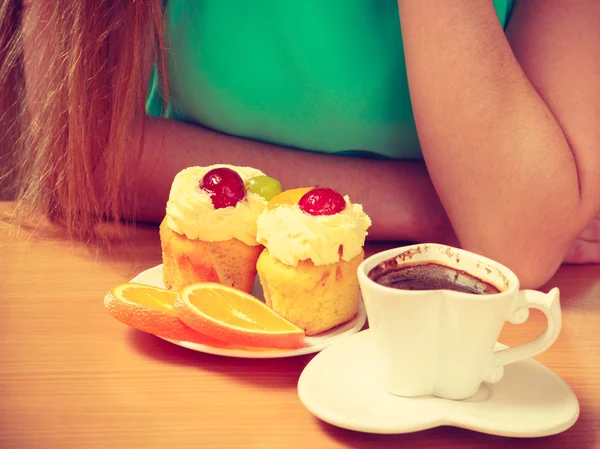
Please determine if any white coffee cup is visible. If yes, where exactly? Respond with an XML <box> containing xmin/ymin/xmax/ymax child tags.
<box><xmin>357</xmin><ymin>243</ymin><xmax>562</xmax><ymax>401</ymax></box>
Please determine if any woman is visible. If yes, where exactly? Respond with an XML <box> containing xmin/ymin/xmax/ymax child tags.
<box><xmin>1</xmin><ymin>0</ymin><xmax>599</xmax><ymax>288</ymax></box>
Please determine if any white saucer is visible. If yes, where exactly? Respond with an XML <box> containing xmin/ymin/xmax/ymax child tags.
<box><xmin>298</xmin><ymin>330</ymin><xmax>579</xmax><ymax>437</ymax></box>
<box><xmin>130</xmin><ymin>264</ymin><xmax>367</xmax><ymax>359</ymax></box>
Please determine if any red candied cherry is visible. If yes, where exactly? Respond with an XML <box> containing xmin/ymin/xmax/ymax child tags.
<box><xmin>200</xmin><ymin>167</ymin><xmax>246</xmax><ymax>209</ymax></box>
<box><xmin>298</xmin><ymin>187</ymin><xmax>346</xmax><ymax>216</ymax></box>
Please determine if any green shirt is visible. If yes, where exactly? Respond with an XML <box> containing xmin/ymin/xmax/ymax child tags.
<box><xmin>147</xmin><ymin>0</ymin><xmax>514</xmax><ymax>160</ymax></box>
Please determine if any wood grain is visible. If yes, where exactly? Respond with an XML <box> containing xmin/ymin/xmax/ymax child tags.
<box><xmin>1</xmin><ymin>202</ymin><xmax>599</xmax><ymax>449</ymax></box>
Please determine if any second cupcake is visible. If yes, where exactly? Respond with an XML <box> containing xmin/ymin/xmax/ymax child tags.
<box><xmin>256</xmin><ymin>187</ymin><xmax>372</xmax><ymax>335</ymax></box>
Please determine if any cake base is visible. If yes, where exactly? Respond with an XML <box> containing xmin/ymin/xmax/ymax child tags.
<box><xmin>160</xmin><ymin>218</ymin><xmax>263</xmax><ymax>293</ymax></box>
<box><xmin>257</xmin><ymin>249</ymin><xmax>363</xmax><ymax>335</ymax></box>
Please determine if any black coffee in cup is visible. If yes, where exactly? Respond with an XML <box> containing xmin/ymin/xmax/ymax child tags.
<box><xmin>368</xmin><ymin>259</ymin><xmax>501</xmax><ymax>295</ymax></box>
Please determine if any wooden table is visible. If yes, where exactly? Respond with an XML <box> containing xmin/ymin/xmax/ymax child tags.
<box><xmin>1</xmin><ymin>201</ymin><xmax>600</xmax><ymax>449</ymax></box>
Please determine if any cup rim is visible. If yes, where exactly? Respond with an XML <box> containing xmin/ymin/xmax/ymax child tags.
<box><xmin>357</xmin><ymin>243</ymin><xmax>520</xmax><ymax>297</ymax></box>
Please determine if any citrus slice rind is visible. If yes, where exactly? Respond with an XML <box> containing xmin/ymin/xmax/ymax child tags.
<box><xmin>104</xmin><ymin>283</ymin><xmax>224</xmax><ymax>345</ymax></box>
<box><xmin>175</xmin><ymin>283</ymin><xmax>305</xmax><ymax>349</ymax></box>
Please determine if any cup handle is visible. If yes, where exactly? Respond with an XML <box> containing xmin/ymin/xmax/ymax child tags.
<box><xmin>487</xmin><ymin>287</ymin><xmax>562</xmax><ymax>382</ymax></box>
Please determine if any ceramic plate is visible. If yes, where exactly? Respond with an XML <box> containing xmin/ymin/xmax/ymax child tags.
<box><xmin>298</xmin><ymin>329</ymin><xmax>579</xmax><ymax>437</ymax></box>
<box><xmin>130</xmin><ymin>264</ymin><xmax>367</xmax><ymax>359</ymax></box>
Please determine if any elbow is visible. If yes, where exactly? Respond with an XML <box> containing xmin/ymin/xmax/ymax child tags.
<box><xmin>462</xmin><ymin>237</ymin><xmax>567</xmax><ymax>291</ymax></box>
<box><xmin>506</xmin><ymin>243</ymin><xmax>567</xmax><ymax>290</ymax></box>
<box><xmin>510</xmin><ymin>259</ymin><xmax>562</xmax><ymax>290</ymax></box>
<box><xmin>493</xmin><ymin>216</ymin><xmax>592</xmax><ymax>289</ymax></box>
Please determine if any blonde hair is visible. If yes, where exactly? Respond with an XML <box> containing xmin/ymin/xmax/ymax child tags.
<box><xmin>0</xmin><ymin>0</ymin><xmax>167</xmax><ymax>241</ymax></box>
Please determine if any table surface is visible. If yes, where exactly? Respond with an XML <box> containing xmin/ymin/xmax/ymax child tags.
<box><xmin>2</xmin><ymin>201</ymin><xmax>600</xmax><ymax>449</ymax></box>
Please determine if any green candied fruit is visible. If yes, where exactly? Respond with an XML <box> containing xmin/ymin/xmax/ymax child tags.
<box><xmin>247</xmin><ymin>176</ymin><xmax>283</xmax><ymax>201</ymax></box>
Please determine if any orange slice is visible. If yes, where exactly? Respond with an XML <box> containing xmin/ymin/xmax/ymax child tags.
<box><xmin>267</xmin><ymin>187</ymin><xmax>313</xmax><ymax>210</ymax></box>
<box><xmin>104</xmin><ymin>283</ymin><xmax>226</xmax><ymax>345</ymax></box>
<box><xmin>175</xmin><ymin>283</ymin><xmax>306</xmax><ymax>349</ymax></box>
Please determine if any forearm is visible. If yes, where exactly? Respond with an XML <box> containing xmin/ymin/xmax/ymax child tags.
<box><xmin>134</xmin><ymin>116</ymin><xmax>455</xmax><ymax>243</ymax></box>
<box><xmin>397</xmin><ymin>0</ymin><xmax>589</xmax><ymax>286</ymax></box>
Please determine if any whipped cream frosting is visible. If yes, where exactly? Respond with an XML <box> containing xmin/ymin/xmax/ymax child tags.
<box><xmin>256</xmin><ymin>196</ymin><xmax>372</xmax><ymax>266</ymax></box>
<box><xmin>165</xmin><ymin>165</ymin><xmax>268</xmax><ymax>246</ymax></box>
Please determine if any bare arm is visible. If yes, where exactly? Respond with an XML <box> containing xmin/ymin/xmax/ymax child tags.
<box><xmin>397</xmin><ymin>0</ymin><xmax>600</xmax><ymax>287</ymax></box>
<box><xmin>137</xmin><ymin>117</ymin><xmax>456</xmax><ymax>244</ymax></box>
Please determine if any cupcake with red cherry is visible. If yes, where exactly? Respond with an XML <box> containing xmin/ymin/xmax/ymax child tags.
<box><xmin>255</xmin><ymin>187</ymin><xmax>372</xmax><ymax>335</ymax></box>
<box><xmin>160</xmin><ymin>165</ymin><xmax>282</xmax><ymax>293</ymax></box>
